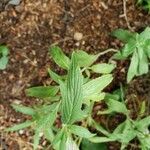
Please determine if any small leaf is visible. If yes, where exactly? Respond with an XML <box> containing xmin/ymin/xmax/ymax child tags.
<box><xmin>44</xmin><ymin>128</ymin><xmax>55</xmax><ymax>142</ymax></box>
<box><xmin>89</xmin><ymin>137</ymin><xmax>115</xmax><ymax>143</ymax></box>
<box><xmin>135</xmin><ymin>116</ymin><xmax>150</xmax><ymax>130</ymax></box>
<box><xmin>137</xmin><ymin>47</ymin><xmax>148</xmax><ymax>75</ymax></box>
<box><xmin>48</xmin><ymin>68</ymin><xmax>64</xmax><ymax>83</ymax></box>
<box><xmin>35</xmin><ymin>102</ymin><xmax>59</xmax><ymax>114</ymax></box>
<box><xmin>36</xmin><ymin>103</ymin><xmax>59</xmax><ymax>131</ymax></box>
<box><xmin>6</xmin><ymin>121</ymin><xmax>33</xmax><ymax>131</ymax></box>
<box><xmin>138</xmin><ymin>101</ymin><xmax>146</xmax><ymax>117</ymax></box>
<box><xmin>0</xmin><ymin>56</ymin><xmax>8</xmax><ymax>70</ymax></box>
<box><xmin>144</xmin><ymin>39</ymin><xmax>150</xmax><ymax>58</ymax></box>
<box><xmin>99</xmin><ymin>99</ymin><xmax>128</xmax><ymax>115</ymax></box>
<box><xmin>111</xmin><ymin>29</ymin><xmax>136</xmax><ymax>43</ymax></box>
<box><xmin>92</xmin><ymin>121</ymin><xmax>110</xmax><ymax>136</ymax></box>
<box><xmin>112</xmin><ymin>120</ymin><xmax>136</xmax><ymax>144</ymax></box>
<box><xmin>49</xmin><ymin>46</ymin><xmax>70</xmax><ymax>69</ymax></box>
<box><xmin>74</xmin><ymin>50</ymin><xmax>99</xmax><ymax>67</ymax></box>
<box><xmin>113</xmin><ymin>40</ymin><xmax>136</xmax><ymax>60</ymax></box>
<box><xmin>33</xmin><ymin>130</ymin><xmax>40</xmax><ymax>150</ymax></box>
<box><xmin>84</xmin><ymin>92</ymin><xmax>105</xmax><ymax>104</ymax></box>
<box><xmin>140</xmin><ymin>27</ymin><xmax>150</xmax><ymax>39</ymax></box>
<box><xmin>52</xmin><ymin>128</ymin><xmax>64</xmax><ymax>146</ymax></box>
<box><xmin>81</xmin><ymin>138</ymin><xmax>107</xmax><ymax>150</ymax></box>
<box><xmin>60</xmin><ymin>132</ymin><xmax>67</xmax><ymax>150</ymax></box>
<box><xmin>90</xmin><ymin>63</ymin><xmax>116</xmax><ymax>74</ymax></box>
<box><xmin>66</xmin><ymin>137</ymin><xmax>79</xmax><ymax>150</ymax></box>
<box><xmin>69</xmin><ymin>125</ymin><xmax>95</xmax><ymax>138</ymax></box>
<box><xmin>127</xmin><ymin>50</ymin><xmax>139</xmax><ymax>83</ymax></box>
<box><xmin>83</xmin><ymin>74</ymin><xmax>113</xmax><ymax>100</ymax></box>
<box><xmin>0</xmin><ymin>45</ymin><xmax>9</xmax><ymax>56</ymax></box>
<box><xmin>26</xmin><ymin>86</ymin><xmax>59</xmax><ymax>98</ymax></box>
<box><xmin>11</xmin><ymin>104</ymin><xmax>36</xmax><ymax>116</ymax></box>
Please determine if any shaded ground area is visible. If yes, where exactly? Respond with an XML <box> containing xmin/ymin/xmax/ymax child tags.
<box><xmin>0</xmin><ymin>0</ymin><xmax>150</xmax><ymax>149</ymax></box>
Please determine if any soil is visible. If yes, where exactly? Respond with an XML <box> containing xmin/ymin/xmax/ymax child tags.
<box><xmin>0</xmin><ymin>0</ymin><xmax>150</xmax><ymax>150</ymax></box>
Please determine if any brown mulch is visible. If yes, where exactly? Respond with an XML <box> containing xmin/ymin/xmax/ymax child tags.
<box><xmin>0</xmin><ymin>0</ymin><xmax>150</xmax><ymax>149</ymax></box>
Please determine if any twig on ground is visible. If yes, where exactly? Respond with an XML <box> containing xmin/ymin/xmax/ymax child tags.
<box><xmin>121</xmin><ymin>0</ymin><xmax>134</xmax><ymax>31</ymax></box>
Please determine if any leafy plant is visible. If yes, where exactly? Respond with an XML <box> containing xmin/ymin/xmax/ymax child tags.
<box><xmin>0</xmin><ymin>45</ymin><xmax>9</xmax><ymax>70</ymax></box>
<box><xmin>112</xmin><ymin>27</ymin><xmax>150</xmax><ymax>82</ymax></box>
<box><xmin>6</xmin><ymin>46</ymin><xmax>114</xmax><ymax>149</ymax></box>
<box><xmin>90</xmin><ymin>116</ymin><xmax>150</xmax><ymax>150</ymax></box>
<box><xmin>137</xmin><ymin>0</ymin><xmax>150</xmax><ymax>12</ymax></box>
<box><xmin>90</xmin><ymin>89</ymin><xmax>150</xmax><ymax>150</ymax></box>
<box><xmin>5</xmin><ymin>45</ymin><xmax>150</xmax><ymax>150</ymax></box>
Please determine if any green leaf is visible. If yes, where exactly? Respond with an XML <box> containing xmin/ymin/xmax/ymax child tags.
<box><xmin>35</xmin><ymin>102</ymin><xmax>59</xmax><ymax>114</ymax></box>
<box><xmin>26</xmin><ymin>86</ymin><xmax>59</xmax><ymax>99</ymax></box>
<box><xmin>49</xmin><ymin>46</ymin><xmax>70</xmax><ymax>69</ymax></box>
<box><xmin>112</xmin><ymin>120</ymin><xmax>136</xmax><ymax>144</ymax></box>
<box><xmin>83</xmin><ymin>74</ymin><xmax>113</xmax><ymax>100</ymax></box>
<box><xmin>6</xmin><ymin>121</ymin><xmax>33</xmax><ymax>131</ymax></box>
<box><xmin>144</xmin><ymin>39</ymin><xmax>150</xmax><ymax>58</ymax></box>
<box><xmin>74</xmin><ymin>50</ymin><xmax>99</xmax><ymax>67</ymax></box>
<box><xmin>48</xmin><ymin>68</ymin><xmax>64</xmax><ymax>83</ymax></box>
<box><xmin>140</xmin><ymin>27</ymin><xmax>150</xmax><ymax>39</ymax></box>
<box><xmin>0</xmin><ymin>45</ymin><xmax>9</xmax><ymax>56</ymax></box>
<box><xmin>44</xmin><ymin>128</ymin><xmax>55</xmax><ymax>142</ymax></box>
<box><xmin>36</xmin><ymin>103</ymin><xmax>59</xmax><ymax>131</ymax></box>
<box><xmin>0</xmin><ymin>56</ymin><xmax>8</xmax><ymax>70</ymax></box>
<box><xmin>137</xmin><ymin>47</ymin><xmax>148</xmax><ymax>75</ymax></box>
<box><xmin>121</xmin><ymin>40</ymin><xmax>136</xmax><ymax>58</ymax></box>
<box><xmin>84</xmin><ymin>92</ymin><xmax>105</xmax><ymax>104</ymax></box>
<box><xmin>33</xmin><ymin>130</ymin><xmax>40</xmax><ymax>150</ymax></box>
<box><xmin>113</xmin><ymin>121</ymin><xmax>126</xmax><ymax>134</ymax></box>
<box><xmin>60</xmin><ymin>132</ymin><xmax>67</xmax><ymax>150</ymax></box>
<box><xmin>90</xmin><ymin>63</ymin><xmax>116</xmax><ymax>74</ymax></box>
<box><xmin>138</xmin><ymin>101</ymin><xmax>146</xmax><ymax>117</ymax></box>
<box><xmin>139</xmin><ymin>135</ymin><xmax>150</xmax><ymax>150</ymax></box>
<box><xmin>111</xmin><ymin>29</ymin><xmax>136</xmax><ymax>43</ymax></box>
<box><xmin>60</xmin><ymin>53</ymin><xmax>84</xmax><ymax>124</ymax></box>
<box><xmin>33</xmin><ymin>103</ymin><xmax>59</xmax><ymax>149</ymax></box>
<box><xmin>66</xmin><ymin>137</ymin><xmax>79</xmax><ymax>150</ymax></box>
<box><xmin>99</xmin><ymin>99</ymin><xmax>128</xmax><ymax>115</ymax></box>
<box><xmin>135</xmin><ymin>116</ymin><xmax>150</xmax><ymax>130</ymax></box>
<box><xmin>127</xmin><ymin>50</ymin><xmax>139</xmax><ymax>83</ymax></box>
<box><xmin>52</xmin><ymin>128</ymin><xmax>64</xmax><ymax>146</ymax></box>
<box><xmin>92</xmin><ymin>120</ymin><xmax>110</xmax><ymax>136</ymax></box>
<box><xmin>11</xmin><ymin>104</ymin><xmax>36</xmax><ymax>116</ymax></box>
<box><xmin>89</xmin><ymin>137</ymin><xmax>115</xmax><ymax>143</ymax></box>
<box><xmin>69</xmin><ymin>125</ymin><xmax>95</xmax><ymax>138</ymax></box>
<box><xmin>81</xmin><ymin>138</ymin><xmax>107</xmax><ymax>150</ymax></box>
<box><xmin>113</xmin><ymin>40</ymin><xmax>136</xmax><ymax>60</ymax></box>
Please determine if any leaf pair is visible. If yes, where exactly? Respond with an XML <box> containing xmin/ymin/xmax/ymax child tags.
<box><xmin>112</xmin><ymin>27</ymin><xmax>150</xmax><ymax>82</ymax></box>
<box><xmin>49</xmin><ymin>46</ymin><xmax>99</xmax><ymax>69</ymax></box>
<box><xmin>49</xmin><ymin>46</ymin><xmax>115</xmax><ymax>82</ymax></box>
